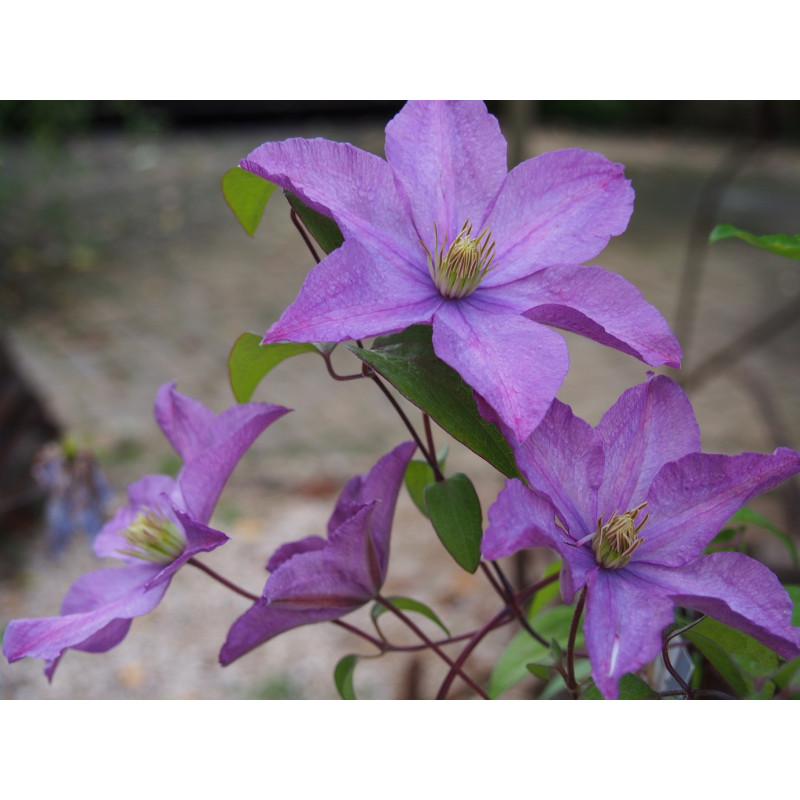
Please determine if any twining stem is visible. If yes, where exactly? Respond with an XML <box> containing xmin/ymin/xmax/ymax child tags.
<box><xmin>483</xmin><ymin>561</ymin><xmax>549</xmax><ymax>647</ymax></box>
<box><xmin>367</xmin><ymin>370</ymin><xmax>443</xmax><ymax>480</ymax></box>
<box><xmin>321</xmin><ymin>349</ymin><xmax>365</xmax><ymax>382</ymax></box>
<box><xmin>376</xmin><ymin>593</ymin><xmax>489</xmax><ymax>699</ymax></box>
<box><xmin>188</xmin><ymin>557</ymin><xmax>260</xmax><ymax>602</ymax></box>
<box><xmin>422</xmin><ymin>413</ymin><xmax>445</xmax><ymax>482</ymax></box>
<box><xmin>436</xmin><ymin>607</ymin><xmax>513</xmax><ymax>700</ymax></box>
<box><xmin>566</xmin><ymin>586</ymin><xmax>587</xmax><ymax>698</ymax></box>
<box><xmin>290</xmin><ymin>208</ymin><xmax>322</xmax><ymax>265</ymax></box>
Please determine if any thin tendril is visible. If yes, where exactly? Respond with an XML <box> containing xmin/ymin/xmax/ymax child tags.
<box><xmin>188</xmin><ymin>557</ymin><xmax>260</xmax><ymax>602</ymax></box>
<box><xmin>290</xmin><ymin>208</ymin><xmax>322</xmax><ymax>264</ymax></box>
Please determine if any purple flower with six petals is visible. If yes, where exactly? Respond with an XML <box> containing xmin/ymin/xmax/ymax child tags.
<box><xmin>243</xmin><ymin>100</ymin><xmax>681</xmax><ymax>442</ymax></box>
<box><xmin>219</xmin><ymin>441</ymin><xmax>416</xmax><ymax>665</ymax></box>
<box><xmin>3</xmin><ymin>383</ymin><xmax>290</xmax><ymax>679</ymax></box>
<box><xmin>482</xmin><ymin>374</ymin><xmax>800</xmax><ymax>698</ymax></box>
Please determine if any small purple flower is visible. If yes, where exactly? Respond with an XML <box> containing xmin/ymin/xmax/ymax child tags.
<box><xmin>482</xmin><ymin>374</ymin><xmax>800</xmax><ymax>699</ymax></box>
<box><xmin>3</xmin><ymin>383</ymin><xmax>290</xmax><ymax>680</ymax></box>
<box><xmin>219</xmin><ymin>441</ymin><xmax>416</xmax><ymax>665</ymax></box>
<box><xmin>243</xmin><ymin>101</ymin><xmax>681</xmax><ymax>442</ymax></box>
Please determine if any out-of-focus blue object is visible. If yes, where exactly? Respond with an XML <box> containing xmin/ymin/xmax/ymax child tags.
<box><xmin>32</xmin><ymin>441</ymin><xmax>113</xmax><ymax>555</ymax></box>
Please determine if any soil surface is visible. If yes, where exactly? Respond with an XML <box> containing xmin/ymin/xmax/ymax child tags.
<box><xmin>2</xmin><ymin>111</ymin><xmax>799</xmax><ymax>699</ymax></box>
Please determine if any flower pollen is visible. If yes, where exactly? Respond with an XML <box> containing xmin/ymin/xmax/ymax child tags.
<box><xmin>591</xmin><ymin>501</ymin><xmax>648</xmax><ymax>570</ymax></box>
<box><xmin>117</xmin><ymin>508</ymin><xmax>186</xmax><ymax>565</ymax></box>
<box><xmin>421</xmin><ymin>220</ymin><xmax>497</xmax><ymax>299</ymax></box>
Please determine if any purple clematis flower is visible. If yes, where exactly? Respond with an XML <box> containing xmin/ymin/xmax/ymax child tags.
<box><xmin>219</xmin><ymin>441</ymin><xmax>416</xmax><ymax>665</ymax></box>
<box><xmin>3</xmin><ymin>382</ymin><xmax>290</xmax><ymax>680</ymax></box>
<box><xmin>482</xmin><ymin>374</ymin><xmax>800</xmax><ymax>699</ymax></box>
<box><xmin>243</xmin><ymin>100</ymin><xmax>681</xmax><ymax>442</ymax></box>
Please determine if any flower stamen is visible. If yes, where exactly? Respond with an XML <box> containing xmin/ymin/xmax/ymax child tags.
<box><xmin>591</xmin><ymin>501</ymin><xmax>648</xmax><ymax>570</ymax></box>
<box><xmin>420</xmin><ymin>220</ymin><xmax>498</xmax><ymax>299</ymax></box>
<box><xmin>117</xmin><ymin>508</ymin><xmax>186</xmax><ymax>564</ymax></box>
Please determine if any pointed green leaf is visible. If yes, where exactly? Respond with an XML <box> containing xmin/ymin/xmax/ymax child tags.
<box><xmin>528</xmin><ymin>560</ymin><xmax>562</xmax><ymax>618</ymax></box>
<box><xmin>222</xmin><ymin>166</ymin><xmax>277</xmax><ymax>236</ymax></box>
<box><xmin>285</xmin><ymin>191</ymin><xmax>344</xmax><ymax>255</ymax></box>
<box><xmin>349</xmin><ymin>326</ymin><xmax>519</xmax><ymax>478</ymax></box>
<box><xmin>581</xmin><ymin>673</ymin><xmax>660</xmax><ymax>700</ymax></box>
<box><xmin>404</xmin><ymin>446</ymin><xmax>449</xmax><ymax>516</ymax></box>
<box><xmin>785</xmin><ymin>584</ymin><xmax>800</xmax><ymax>626</ymax></box>
<box><xmin>424</xmin><ymin>473</ymin><xmax>483</xmax><ymax>573</ymax></box>
<box><xmin>333</xmin><ymin>654</ymin><xmax>359</xmax><ymax>700</ymax></box>
<box><xmin>728</xmin><ymin>506</ymin><xmax>798</xmax><ymax>567</ymax></box>
<box><xmin>709</xmin><ymin>224</ymin><xmax>800</xmax><ymax>260</ymax></box>
<box><xmin>371</xmin><ymin>595</ymin><xmax>450</xmax><ymax>637</ymax></box>
<box><xmin>228</xmin><ymin>332</ymin><xmax>318</xmax><ymax>402</ymax></box>
<box><xmin>683</xmin><ymin>616</ymin><xmax>779</xmax><ymax>697</ymax></box>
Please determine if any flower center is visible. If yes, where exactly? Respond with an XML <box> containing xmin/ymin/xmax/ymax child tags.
<box><xmin>117</xmin><ymin>508</ymin><xmax>186</xmax><ymax>564</ymax></box>
<box><xmin>421</xmin><ymin>220</ymin><xmax>498</xmax><ymax>299</ymax></box>
<box><xmin>591</xmin><ymin>502</ymin><xmax>648</xmax><ymax>570</ymax></box>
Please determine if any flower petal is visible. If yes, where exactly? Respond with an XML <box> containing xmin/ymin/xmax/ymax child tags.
<box><xmin>177</xmin><ymin>401</ymin><xmax>291</xmax><ymax>523</ymax></box>
<box><xmin>584</xmin><ymin>567</ymin><xmax>676</xmax><ymax>699</ymax></box>
<box><xmin>482</xmin><ymin>478</ymin><xmax>562</xmax><ymax>560</ymax></box>
<box><xmin>596</xmin><ymin>375</ymin><xmax>701</xmax><ymax>513</ymax></box>
<box><xmin>154</xmin><ymin>382</ymin><xmax>217</xmax><ymax>462</ymax></box>
<box><xmin>508</xmin><ymin>265</ymin><xmax>681</xmax><ymax>368</ymax></box>
<box><xmin>639</xmin><ymin>447</ymin><xmax>800</xmax><ymax>567</ymax></box>
<box><xmin>432</xmin><ymin>301</ymin><xmax>569</xmax><ymax>443</ymax></box>
<box><xmin>384</xmin><ymin>101</ymin><xmax>508</xmax><ymax>241</ymax></box>
<box><xmin>263</xmin><ymin>238</ymin><xmax>441</xmax><ymax>344</ymax></box>
<box><xmin>266</xmin><ymin>535</ymin><xmax>327</xmax><ymax>572</ymax></box>
<box><xmin>2</xmin><ymin>564</ymin><xmax>168</xmax><ymax>678</ymax></box>
<box><xmin>483</xmin><ymin>149</ymin><xmax>634</xmax><ymax>286</ymax></box>
<box><xmin>242</xmin><ymin>136</ymin><xmax>421</xmax><ymax>268</ymax></box>
<box><xmin>512</xmin><ymin>398</ymin><xmax>604</xmax><ymax>538</ymax></box>
<box><xmin>638</xmin><ymin>552</ymin><xmax>800</xmax><ymax>659</ymax></box>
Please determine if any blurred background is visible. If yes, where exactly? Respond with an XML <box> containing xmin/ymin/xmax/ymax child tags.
<box><xmin>1</xmin><ymin>100</ymin><xmax>799</xmax><ymax>699</ymax></box>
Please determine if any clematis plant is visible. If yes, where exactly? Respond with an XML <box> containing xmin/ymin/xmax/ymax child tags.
<box><xmin>2</xmin><ymin>383</ymin><xmax>289</xmax><ymax>679</ymax></box>
<box><xmin>241</xmin><ymin>100</ymin><xmax>681</xmax><ymax>442</ymax></box>
<box><xmin>5</xmin><ymin>101</ymin><xmax>800</xmax><ymax>700</ymax></box>
<box><xmin>482</xmin><ymin>374</ymin><xmax>800</xmax><ymax>698</ymax></box>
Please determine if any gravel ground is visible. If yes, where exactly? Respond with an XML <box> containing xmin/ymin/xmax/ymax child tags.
<box><xmin>2</xmin><ymin>110</ymin><xmax>800</xmax><ymax>699</ymax></box>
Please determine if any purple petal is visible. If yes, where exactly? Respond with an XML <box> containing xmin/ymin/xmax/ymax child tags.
<box><xmin>584</xmin><ymin>567</ymin><xmax>676</xmax><ymax>699</ymax></box>
<box><xmin>596</xmin><ymin>375</ymin><xmax>701</xmax><ymax>513</ymax></box>
<box><xmin>512</xmin><ymin>399</ymin><xmax>604</xmax><ymax>538</ymax></box>
<box><xmin>242</xmin><ymin>137</ymin><xmax>421</xmax><ymax>268</ymax></box>
<box><xmin>432</xmin><ymin>300</ymin><xmax>569</xmax><ymax>443</ymax></box>
<box><xmin>639</xmin><ymin>447</ymin><xmax>800</xmax><ymax>567</ymax></box>
<box><xmin>219</xmin><ymin>505</ymin><xmax>379</xmax><ymax>664</ymax></box>
<box><xmin>266</xmin><ymin>535</ymin><xmax>327</xmax><ymax>572</ymax></box>
<box><xmin>154</xmin><ymin>382</ymin><xmax>217</xmax><ymax>461</ymax></box>
<box><xmin>638</xmin><ymin>553</ymin><xmax>800</xmax><ymax>659</ymax></box>
<box><xmin>384</xmin><ymin>101</ymin><xmax>508</xmax><ymax>242</ymax></box>
<box><xmin>482</xmin><ymin>479</ymin><xmax>562</xmax><ymax>561</ymax></box>
<box><xmin>509</xmin><ymin>265</ymin><xmax>681</xmax><ymax>368</ymax></box>
<box><xmin>2</xmin><ymin>564</ymin><xmax>168</xmax><ymax>678</ymax></box>
<box><xmin>263</xmin><ymin>238</ymin><xmax>441</xmax><ymax>344</ymax></box>
<box><xmin>177</xmin><ymin>401</ymin><xmax>291</xmax><ymax>523</ymax></box>
<box><xmin>483</xmin><ymin>149</ymin><xmax>634</xmax><ymax>286</ymax></box>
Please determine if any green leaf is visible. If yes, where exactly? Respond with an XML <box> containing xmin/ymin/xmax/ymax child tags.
<box><xmin>773</xmin><ymin>655</ymin><xmax>800</xmax><ymax>696</ymax></box>
<box><xmin>349</xmin><ymin>326</ymin><xmax>519</xmax><ymax>479</ymax></box>
<box><xmin>488</xmin><ymin>605</ymin><xmax>583</xmax><ymax>698</ymax></box>
<box><xmin>228</xmin><ymin>332</ymin><xmax>318</xmax><ymax>402</ymax></box>
<box><xmin>285</xmin><ymin>191</ymin><xmax>344</xmax><ymax>255</ymax></box>
<box><xmin>371</xmin><ymin>595</ymin><xmax>450</xmax><ymax>638</ymax></box>
<box><xmin>709</xmin><ymin>224</ymin><xmax>800</xmax><ymax>260</ymax></box>
<box><xmin>785</xmin><ymin>584</ymin><xmax>800</xmax><ymax>626</ymax></box>
<box><xmin>424</xmin><ymin>473</ymin><xmax>483</xmax><ymax>573</ymax></box>
<box><xmin>683</xmin><ymin>616</ymin><xmax>779</xmax><ymax>697</ymax></box>
<box><xmin>222</xmin><ymin>166</ymin><xmax>277</xmax><ymax>236</ymax></box>
<box><xmin>581</xmin><ymin>673</ymin><xmax>660</xmax><ymax>700</ymax></box>
<box><xmin>404</xmin><ymin>446</ymin><xmax>449</xmax><ymax>516</ymax></box>
<box><xmin>728</xmin><ymin>506</ymin><xmax>798</xmax><ymax>567</ymax></box>
<box><xmin>333</xmin><ymin>654</ymin><xmax>359</xmax><ymax>700</ymax></box>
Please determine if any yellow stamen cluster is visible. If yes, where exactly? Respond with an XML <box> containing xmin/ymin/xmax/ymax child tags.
<box><xmin>117</xmin><ymin>508</ymin><xmax>186</xmax><ymax>565</ymax></box>
<box><xmin>421</xmin><ymin>220</ymin><xmax>498</xmax><ymax>299</ymax></box>
<box><xmin>591</xmin><ymin>502</ymin><xmax>649</xmax><ymax>570</ymax></box>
